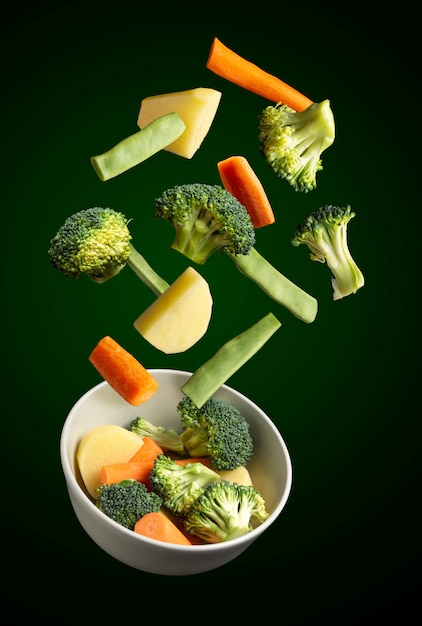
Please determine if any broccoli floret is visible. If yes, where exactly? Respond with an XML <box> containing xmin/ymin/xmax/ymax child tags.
<box><xmin>155</xmin><ymin>183</ymin><xmax>318</xmax><ymax>323</ymax></box>
<box><xmin>291</xmin><ymin>204</ymin><xmax>364</xmax><ymax>300</ymax></box>
<box><xmin>178</xmin><ymin>396</ymin><xmax>253</xmax><ymax>471</ymax></box>
<box><xmin>95</xmin><ymin>479</ymin><xmax>162</xmax><ymax>531</ymax></box>
<box><xmin>150</xmin><ymin>454</ymin><xmax>221</xmax><ymax>516</ymax></box>
<box><xmin>258</xmin><ymin>99</ymin><xmax>335</xmax><ymax>192</ymax></box>
<box><xmin>184</xmin><ymin>480</ymin><xmax>269</xmax><ymax>543</ymax></box>
<box><xmin>130</xmin><ymin>417</ymin><xmax>186</xmax><ymax>455</ymax></box>
<box><xmin>155</xmin><ymin>182</ymin><xmax>255</xmax><ymax>264</ymax></box>
<box><xmin>48</xmin><ymin>206</ymin><xmax>169</xmax><ymax>296</ymax></box>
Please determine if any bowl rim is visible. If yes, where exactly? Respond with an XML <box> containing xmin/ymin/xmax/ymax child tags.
<box><xmin>60</xmin><ymin>369</ymin><xmax>293</xmax><ymax>552</ymax></box>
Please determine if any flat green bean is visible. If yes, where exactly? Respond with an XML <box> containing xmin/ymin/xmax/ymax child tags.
<box><xmin>181</xmin><ymin>312</ymin><xmax>281</xmax><ymax>408</ymax></box>
<box><xmin>230</xmin><ymin>247</ymin><xmax>318</xmax><ymax>324</ymax></box>
<box><xmin>91</xmin><ymin>112</ymin><xmax>186</xmax><ymax>181</ymax></box>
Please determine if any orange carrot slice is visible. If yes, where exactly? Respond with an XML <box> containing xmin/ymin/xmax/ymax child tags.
<box><xmin>89</xmin><ymin>336</ymin><xmax>158</xmax><ymax>406</ymax></box>
<box><xmin>134</xmin><ymin>511</ymin><xmax>193</xmax><ymax>545</ymax></box>
<box><xmin>99</xmin><ymin>461</ymin><xmax>148</xmax><ymax>485</ymax></box>
<box><xmin>217</xmin><ymin>156</ymin><xmax>275</xmax><ymax>228</ymax></box>
<box><xmin>206</xmin><ymin>37</ymin><xmax>313</xmax><ymax>112</ymax></box>
<box><xmin>130</xmin><ymin>436</ymin><xmax>164</xmax><ymax>463</ymax></box>
<box><xmin>99</xmin><ymin>436</ymin><xmax>164</xmax><ymax>486</ymax></box>
<box><xmin>174</xmin><ymin>457</ymin><xmax>212</xmax><ymax>468</ymax></box>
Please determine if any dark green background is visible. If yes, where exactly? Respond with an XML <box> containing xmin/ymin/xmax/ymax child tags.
<box><xmin>2</xmin><ymin>1</ymin><xmax>419</xmax><ymax>622</ymax></box>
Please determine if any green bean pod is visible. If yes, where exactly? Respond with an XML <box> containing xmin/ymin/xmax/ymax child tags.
<box><xmin>91</xmin><ymin>112</ymin><xmax>186</xmax><ymax>181</ymax></box>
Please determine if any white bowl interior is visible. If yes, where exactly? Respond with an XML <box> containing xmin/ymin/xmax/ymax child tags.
<box><xmin>60</xmin><ymin>369</ymin><xmax>292</xmax><ymax>575</ymax></box>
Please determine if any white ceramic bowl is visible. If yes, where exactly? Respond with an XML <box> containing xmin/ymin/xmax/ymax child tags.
<box><xmin>60</xmin><ymin>369</ymin><xmax>292</xmax><ymax>576</ymax></box>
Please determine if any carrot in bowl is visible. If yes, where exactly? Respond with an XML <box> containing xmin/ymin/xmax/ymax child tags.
<box><xmin>100</xmin><ymin>437</ymin><xmax>164</xmax><ymax>486</ymax></box>
<box><xmin>206</xmin><ymin>37</ymin><xmax>313</xmax><ymax>112</ymax></box>
<box><xmin>89</xmin><ymin>335</ymin><xmax>158</xmax><ymax>406</ymax></box>
<box><xmin>217</xmin><ymin>155</ymin><xmax>275</xmax><ymax>228</ymax></box>
<box><xmin>100</xmin><ymin>461</ymin><xmax>147</xmax><ymax>485</ymax></box>
<box><xmin>174</xmin><ymin>457</ymin><xmax>212</xmax><ymax>468</ymax></box>
<box><xmin>134</xmin><ymin>511</ymin><xmax>193</xmax><ymax>545</ymax></box>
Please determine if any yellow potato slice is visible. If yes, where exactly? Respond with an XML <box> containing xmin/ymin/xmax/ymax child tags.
<box><xmin>76</xmin><ymin>424</ymin><xmax>143</xmax><ymax>498</ymax></box>
<box><xmin>137</xmin><ymin>87</ymin><xmax>222</xmax><ymax>159</ymax></box>
<box><xmin>134</xmin><ymin>267</ymin><xmax>213</xmax><ymax>354</ymax></box>
<box><xmin>217</xmin><ymin>465</ymin><xmax>253</xmax><ymax>486</ymax></box>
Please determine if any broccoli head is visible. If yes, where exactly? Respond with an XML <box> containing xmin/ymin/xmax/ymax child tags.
<box><xmin>291</xmin><ymin>204</ymin><xmax>364</xmax><ymax>300</ymax></box>
<box><xmin>258</xmin><ymin>99</ymin><xmax>335</xmax><ymax>192</ymax></box>
<box><xmin>150</xmin><ymin>454</ymin><xmax>220</xmax><ymax>516</ymax></box>
<box><xmin>154</xmin><ymin>182</ymin><xmax>318</xmax><ymax>323</ymax></box>
<box><xmin>154</xmin><ymin>182</ymin><xmax>255</xmax><ymax>264</ymax></box>
<box><xmin>178</xmin><ymin>396</ymin><xmax>253</xmax><ymax>471</ymax></box>
<box><xmin>130</xmin><ymin>417</ymin><xmax>186</xmax><ymax>455</ymax></box>
<box><xmin>48</xmin><ymin>207</ymin><xmax>131</xmax><ymax>282</ymax></box>
<box><xmin>48</xmin><ymin>206</ymin><xmax>169</xmax><ymax>295</ymax></box>
<box><xmin>95</xmin><ymin>479</ymin><xmax>162</xmax><ymax>530</ymax></box>
<box><xmin>184</xmin><ymin>480</ymin><xmax>269</xmax><ymax>543</ymax></box>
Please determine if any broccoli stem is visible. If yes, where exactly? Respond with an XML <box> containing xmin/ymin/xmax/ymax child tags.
<box><xmin>181</xmin><ymin>312</ymin><xmax>281</xmax><ymax>408</ymax></box>
<box><xmin>326</xmin><ymin>229</ymin><xmax>365</xmax><ymax>301</ymax></box>
<box><xmin>126</xmin><ymin>243</ymin><xmax>170</xmax><ymax>297</ymax></box>
<box><xmin>229</xmin><ymin>247</ymin><xmax>318</xmax><ymax>323</ymax></box>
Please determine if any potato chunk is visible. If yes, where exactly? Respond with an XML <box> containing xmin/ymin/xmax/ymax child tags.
<box><xmin>137</xmin><ymin>87</ymin><xmax>222</xmax><ymax>158</ymax></box>
<box><xmin>133</xmin><ymin>267</ymin><xmax>213</xmax><ymax>354</ymax></box>
<box><xmin>218</xmin><ymin>466</ymin><xmax>253</xmax><ymax>487</ymax></box>
<box><xmin>76</xmin><ymin>425</ymin><xmax>143</xmax><ymax>498</ymax></box>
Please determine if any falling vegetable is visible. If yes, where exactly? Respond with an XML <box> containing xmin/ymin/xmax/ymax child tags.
<box><xmin>291</xmin><ymin>204</ymin><xmax>365</xmax><ymax>300</ymax></box>
<box><xmin>91</xmin><ymin>112</ymin><xmax>186</xmax><ymax>181</ymax></box>
<box><xmin>206</xmin><ymin>37</ymin><xmax>313</xmax><ymax>112</ymax></box>
<box><xmin>181</xmin><ymin>312</ymin><xmax>281</xmax><ymax>408</ymax></box>
<box><xmin>217</xmin><ymin>155</ymin><xmax>275</xmax><ymax>228</ymax></box>
<box><xmin>88</xmin><ymin>336</ymin><xmax>158</xmax><ymax>405</ymax></box>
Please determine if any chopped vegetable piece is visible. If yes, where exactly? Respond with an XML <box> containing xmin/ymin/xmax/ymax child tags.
<box><xmin>206</xmin><ymin>37</ymin><xmax>313</xmax><ymax>112</ymax></box>
<box><xmin>291</xmin><ymin>204</ymin><xmax>364</xmax><ymax>300</ymax></box>
<box><xmin>181</xmin><ymin>312</ymin><xmax>281</xmax><ymax>408</ymax></box>
<box><xmin>76</xmin><ymin>425</ymin><xmax>143</xmax><ymax>498</ymax></box>
<box><xmin>174</xmin><ymin>457</ymin><xmax>212</xmax><ymax>468</ymax></box>
<box><xmin>100</xmin><ymin>436</ymin><xmax>164</xmax><ymax>486</ymax></box>
<box><xmin>137</xmin><ymin>87</ymin><xmax>221</xmax><ymax>158</ymax></box>
<box><xmin>133</xmin><ymin>267</ymin><xmax>213</xmax><ymax>354</ymax></box>
<box><xmin>178</xmin><ymin>396</ymin><xmax>253</xmax><ymax>472</ymax></box>
<box><xmin>99</xmin><ymin>461</ymin><xmax>148</xmax><ymax>485</ymax></box>
<box><xmin>232</xmin><ymin>248</ymin><xmax>318</xmax><ymax>323</ymax></box>
<box><xmin>258</xmin><ymin>100</ymin><xmax>335</xmax><ymax>192</ymax></box>
<box><xmin>129</xmin><ymin>435</ymin><xmax>164</xmax><ymax>464</ymax></box>
<box><xmin>89</xmin><ymin>336</ymin><xmax>158</xmax><ymax>405</ymax></box>
<box><xmin>134</xmin><ymin>511</ymin><xmax>193</xmax><ymax>545</ymax></box>
<box><xmin>217</xmin><ymin>155</ymin><xmax>275</xmax><ymax>228</ymax></box>
<box><xmin>96</xmin><ymin>479</ymin><xmax>162</xmax><ymax>530</ymax></box>
<box><xmin>91</xmin><ymin>112</ymin><xmax>186</xmax><ymax>181</ymax></box>
<box><xmin>48</xmin><ymin>207</ymin><xmax>170</xmax><ymax>295</ymax></box>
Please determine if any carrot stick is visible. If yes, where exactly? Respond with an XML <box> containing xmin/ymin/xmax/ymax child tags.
<box><xmin>217</xmin><ymin>156</ymin><xmax>275</xmax><ymax>228</ymax></box>
<box><xmin>134</xmin><ymin>511</ymin><xmax>193</xmax><ymax>545</ymax></box>
<box><xmin>206</xmin><ymin>37</ymin><xmax>313</xmax><ymax>112</ymax></box>
<box><xmin>174</xmin><ymin>457</ymin><xmax>212</xmax><ymax>468</ymax></box>
<box><xmin>100</xmin><ymin>438</ymin><xmax>163</xmax><ymax>486</ymax></box>
<box><xmin>89</xmin><ymin>336</ymin><xmax>158</xmax><ymax>406</ymax></box>
<box><xmin>129</xmin><ymin>436</ymin><xmax>164</xmax><ymax>489</ymax></box>
<box><xmin>100</xmin><ymin>461</ymin><xmax>148</xmax><ymax>485</ymax></box>
<box><xmin>130</xmin><ymin>436</ymin><xmax>163</xmax><ymax>463</ymax></box>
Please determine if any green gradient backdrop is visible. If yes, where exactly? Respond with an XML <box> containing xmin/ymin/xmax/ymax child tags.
<box><xmin>2</xmin><ymin>1</ymin><xmax>419</xmax><ymax>622</ymax></box>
